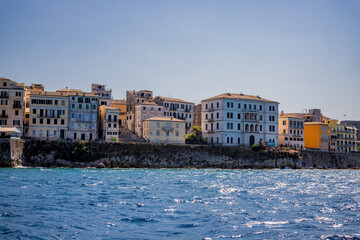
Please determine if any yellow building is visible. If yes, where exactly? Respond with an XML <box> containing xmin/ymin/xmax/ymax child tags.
<box><xmin>323</xmin><ymin>119</ymin><xmax>357</xmax><ymax>153</ymax></box>
<box><xmin>143</xmin><ymin>117</ymin><xmax>185</xmax><ymax>144</ymax></box>
<box><xmin>99</xmin><ymin>105</ymin><xmax>120</xmax><ymax>142</ymax></box>
<box><xmin>0</xmin><ymin>77</ymin><xmax>25</xmax><ymax>137</ymax></box>
<box><xmin>304</xmin><ymin>122</ymin><xmax>329</xmax><ymax>151</ymax></box>
<box><xmin>111</xmin><ymin>99</ymin><xmax>126</xmax><ymax>127</ymax></box>
<box><xmin>28</xmin><ymin>91</ymin><xmax>69</xmax><ymax>140</ymax></box>
<box><xmin>278</xmin><ymin>112</ymin><xmax>305</xmax><ymax>149</ymax></box>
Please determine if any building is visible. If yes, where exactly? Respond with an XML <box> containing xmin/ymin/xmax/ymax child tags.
<box><xmin>341</xmin><ymin>120</ymin><xmax>360</xmax><ymax>140</ymax></box>
<box><xmin>154</xmin><ymin>96</ymin><xmax>194</xmax><ymax>133</ymax></box>
<box><xmin>57</xmin><ymin>88</ymin><xmax>99</xmax><ymax>141</ymax></box>
<box><xmin>27</xmin><ymin>91</ymin><xmax>69</xmax><ymax>140</ymax></box>
<box><xmin>193</xmin><ymin>104</ymin><xmax>202</xmax><ymax>129</ymax></box>
<box><xmin>91</xmin><ymin>84</ymin><xmax>112</xmax><ymax>106</ymax></box>
<box><xmin>0</xmin><ymin>77</ymin><xmax>25</xmax><ymax>137</ymax></box>
<box><xmin>143</xmin><ymin>117</ymin><xmax>185</xmax><ymax>144</ymax></box>
<box><xmin>135</xmin><ymin>102</ymin><xmax>163</xmax><ymax>138</ymax></box>
<box><xmin>126</xmin><ymin>90</ymin><xmax>153</xmax><ymax>133</ymax></box>
<box><xmin>111</xmin><ymin>99</ymin><xmax>126</xmax><ymax>127</ymax></box>
<box><xmin>304</xmin><ymin>122</ymin><xmax>329</xmax><ymax>151</ymax></box>
<box><xmin>99</xmin><ymin>105</ymin><xmax>120</xmax><ymax>142</ymax></box>
<box><xmin>323</xmin><ymin>119</ymin><xmax>358</xmax><ymax>153</ymax></box>
<box><xmin>201</xmin><ymin>93</ymin><xmax>279</xmax><ymax>146</ymax></box>
<box><xmin>278</xmin><ymin>112</ymin><xmax>304</xmax><ymax>149</ymax></box>
<box><xmin>301</xmin><ymin>109</ymin><xmax>322</xmax><ymax>122</ymax></box>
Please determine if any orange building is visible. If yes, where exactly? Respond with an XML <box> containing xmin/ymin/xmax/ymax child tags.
<box><xmin>111</xmin><ymin>99</ymin><xmax>126</xmax><ymax>127</ymax></box>
<box><xmin>304</xmin><ymin>122</ymin><xmax>329</xmax><ymax>151</ymax></box>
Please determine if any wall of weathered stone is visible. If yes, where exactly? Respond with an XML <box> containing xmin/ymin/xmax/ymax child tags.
<box><xmin>2</xmin><ymin>140</ymin><xmax>360</xmax><ymax>169</ymax></box>
<box><xmin>300</xmin><ymin>150</ymin><xmax>360</xmax><ymax>169</ymax></box>
<box><xmin>0</xmin><ymin>139</ymin><xmax>23</xmax><ymax>167</ymax></box>
<box><xmin>0</xmin><ymin>140</ymin><xmax>11</xmax><ymax>167</ymax></box>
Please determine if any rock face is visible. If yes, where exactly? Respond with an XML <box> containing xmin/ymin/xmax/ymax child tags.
<box><xmin>2</xmin><ymin>140</ymin><xmax>360</xmax><ymax>169</ymax></box>
<box><xmin>0</xmin><ymin>138</ymin><xmax>23</xmax><ymax>167</ymax></box>
<box><xmin>20</xmin><ymin>140</ymin><xmax>302</xmax><ymax>169</ymax></box>
<box><xmin>300</xmin><ymin>150</ymin><xmax>360</xmax><ymax>169</ymax></box>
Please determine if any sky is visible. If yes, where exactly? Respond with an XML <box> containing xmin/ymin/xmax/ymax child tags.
<box><xmin>1</xmin><ymin>0</ymin><xmax>359</xmax><ymax>120</ymax></box>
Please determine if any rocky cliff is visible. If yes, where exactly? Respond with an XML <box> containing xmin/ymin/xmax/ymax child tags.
<box><xmin>1</xmin><ymin>140</ymin><xmax>360</xmax><ymax>169</ymax></box>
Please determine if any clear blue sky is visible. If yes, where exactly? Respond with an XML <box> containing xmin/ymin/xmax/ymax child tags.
<box><xmin>1</xmin><ymin>0</ymin><xmax>359</xmax><ymax>120</ymax></box>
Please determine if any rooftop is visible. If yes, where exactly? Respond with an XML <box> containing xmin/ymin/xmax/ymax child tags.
<box><xmin>279</xmin><ymin>113</ymin><xmax>304</xmax><ymax>120</ymax></box>
<box><xmin>201</xmin><ymin>93</ymin><xmax>278</xmax><ymax>103</ymax></box>
<box><xmin>156</xmin><ymin>96</ymin><xmax>194</xmax><ymax>104</ymax></box>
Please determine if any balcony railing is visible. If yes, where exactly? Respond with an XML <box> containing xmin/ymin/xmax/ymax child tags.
<box><xmin>0</xmin><ymin>94</ymin><xmax>9</xmax><ymax>99</ymax></box>
<box><xmin>208</xmin><ymin>118</ymin><xmax>215</xmax><ymax>122</ymax></box>
<box><xmin>208</xmin><ymin>107</ymin><xmax>216</xmax><ymax>112</ymax></box>
<box><xmin>0</xmin><ymin>114</ymin><xmax>8</xmax><ymax>118</ymax></box>
<box><xmin>13</xmin><ymin>104</ymin><xmax>22</xmax><ymax>109</ymax></box>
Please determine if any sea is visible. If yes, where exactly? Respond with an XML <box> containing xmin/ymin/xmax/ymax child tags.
<box><xmin>0</xmin><ymin>168</ymin><xmax>359</xmax><ymax>240</ymax></box>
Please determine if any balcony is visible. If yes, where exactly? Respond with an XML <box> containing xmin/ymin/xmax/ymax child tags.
<box><xmin>0</xmin><ymin>93</ymin><xmax>9</xmax><ymax>99</ymax></box>
<box><xmin>208</xmin><ymin>118</ymin><xmax>215</xmax><ymax>122</ymax></box>
<box><xmin>184</xmin><ymin>108</ymin><xmax>191</xmax><ymax>113</ymax></box>
<box><xmin>208</xmin><ymin>107</ymin><xmax>216</xmax><ymax>112</ymax></box>
<box><xmin>0</xmin><ymin>114</ymin><xmax>8</xmax><ymax>118</ymax></box>
<box><xmin>208</xmin><ymin>129</ymin><xmax>215</xmax><ymax>133</ymax></box>
<box><xmin>13</xmin><ymin>104</ymin><xmax>22</xmax><ymax>109</ymax></box>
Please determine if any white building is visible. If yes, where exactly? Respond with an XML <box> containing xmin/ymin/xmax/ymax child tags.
<box><xmin>99</xmin><ymin>105</ymin><xmax>120</xmax><ymax>142</ymax></box>
<box><xmin>154</xmin><ymin>96</ymin><xmax>194</xmax><ymax>133</ymax></box>
<box><xmin>91</xmin><ymin>84</ymin><xmax>112</xmax><ymax>106</ymax></box>
<box><xmin>134</xmin><ymin>102</ymin><xmax>163</xmax><ymax>138</ymax></box>
<box><xmin>201</xmin><ymin>93</ymin><xmax>279</xmax><ymax>146</ymax></box>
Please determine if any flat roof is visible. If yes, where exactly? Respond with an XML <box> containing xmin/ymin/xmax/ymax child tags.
<box><xmin>156</xmin><ymin>96</ymin><xmax>194</xmax><ymax>104</ymax></box>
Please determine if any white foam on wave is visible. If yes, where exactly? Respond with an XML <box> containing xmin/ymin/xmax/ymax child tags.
<box><xmin>246</xmin><ymin>220</ymin><xmax>289</xmax><ymax>228</ymax></box>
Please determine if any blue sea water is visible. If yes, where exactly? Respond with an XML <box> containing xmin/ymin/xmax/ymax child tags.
<box><xmin>0</xmin><ymin>168</ymin><xmax>359</xmax><ymax>240</ymax></box>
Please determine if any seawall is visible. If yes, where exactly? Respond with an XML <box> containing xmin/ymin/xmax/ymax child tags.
<box><xmin>1</xmin><ymin>140</ymin><xmax>360</xmax><ymax>169</ymax></box>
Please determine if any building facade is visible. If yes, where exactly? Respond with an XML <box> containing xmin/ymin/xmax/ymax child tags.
<box><xmin>0</xmin><ymin>77</ymin><xmax>25</xmax><ymax>137</ymax></box>
<box><xmin>304</xmin><ymin>122</ymin><xmax>329</xmax><ymax>151</ymax></box>
<box><xmin>27</xmin><ymin>91</ymin><xmax>68</xmax><ymax>140</ymax></box>
<box><xmin>99</xmin><ymin>105</ymin><xmax>120</xmax><ymax>142</ymax></box>
<box><xmin>91</xmin><ymin>84</ymin><xmax>112</xmax><ymax>106</ymax></box>
<box><xmin>126</xmin><ymin>90</ymin><xmax>153</xmax><ymax>133</ymax></box>
<box><xmin>278</xmin><ymin>112</ymin><xmax>304</xmax><ymax>149</ymax></box>
<box><xmin>58</xmin><ymin>89</ymin><xmax>99</xmax><ymax>141</ymax></box>
<box><xmin>201</xmin><ymin>93</ymin><xmax>279</xmax><ymax>146</ymax></box>
<box><xmin>143</xmin><ymin>117</ymin><xmax>185</xmax><ymax>144</ymax></box>
<box><xmin>111</xmin><ymin>99</ymin><xmax>126</xmax><ymax>127</ymax></box>
<box><xmin>154</xmin><ymin>97</ymin><xmax>194</xmax><ymax>133</ymax></box>
<box><xmin>134</xmin><ymin>102</ymin><xmax>163</xmax><ymax>138</ymax></box>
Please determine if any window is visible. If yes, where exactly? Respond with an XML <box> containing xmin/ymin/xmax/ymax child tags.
<box><xmin>176</xmin><ymin>131</ymin><xmax>179</xmax><ymax>136</ymax></box>
<box><xmin>32</xmin><ymin>118</ymin><xmax>36</xmax><ymax>124</ymax></box>
<box><xmin>39</xmin><ymin>119</ymin><xmax>43</xmax><ymax>124</ymax></box>
<box><xmin>283</xmin><ymin>120</ymin><xmax>286</xmax><ymax>125</ymax></box>
<box><xmin>15</xmin><ymin>110</ymin><xmax>19</xmax><ymax>116</ymax></box>
<box><xmin>62</xmin><ymin>100</ymin><xmax>65</xmax><ymax>106</ymax></box>
<box><xmin>47</xmin><ymin>119</ymin><xmax>50</xmax><ymax>124</ymax></box>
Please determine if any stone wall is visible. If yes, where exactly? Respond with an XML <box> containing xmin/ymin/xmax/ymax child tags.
<box><xmin>0</xmin><ymin>138</ymin><xmax>23</xmax><ymax>167</ymax></box>
<box><xmin>2</xmin><ymin>140</ymin><xmax>360</xmax><ymax>169</ymax></box>
<box><xmin>21</xmin><ymin>140</ymin><xmax>301</xmax><ymax>169</ymax></box>
<box><xmin>300</xmin><ymin>150</ymin><xmax>360</xmax><ymax>169</ymax></box>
